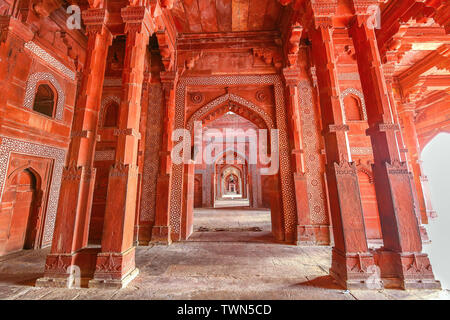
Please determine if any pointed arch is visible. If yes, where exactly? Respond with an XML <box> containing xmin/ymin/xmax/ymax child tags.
<box><xmin>340</xmin><ymin>88</ymin><xmax>368</xmax><ymax>122</ymax></box>
<box><xmin>212</xmin><ymin>147</ymin><xmax>249</xmax><ymax>165</ymax></box>
<box><xmin>186</xmin><ymin>93</ymin><xmax>275</xmax><ymax>132</ymax></box>
<box><xmin>356</xmin><ymin>163</ymin><xmax>375</xmax><ymax>184</ymax></box>
<box><xmin>99</xmin><ymin>96</ymin><xmax>121</xmax><ymax>128</ymax></box>
<box><xmin>7</xmin><ymin>165</ymin><xmax>42</xmax><ymax>190</ymax></box>
<box><xmin>23</xmin><ymin>72</ymin><xmax>65</xmax><ymax>120</ymax></box>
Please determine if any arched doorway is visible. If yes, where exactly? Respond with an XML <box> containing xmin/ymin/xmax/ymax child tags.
<box><xmin>214</xmin><ymin>152</ymin><xmax>251</xmax><ymax>208</ymax></box>
<box><xmin>163</xmin><ymin>76</ymin><xmax>297</xmax><ymax>245</ymax></box>
<box><xmin>421</xmin><ymin>132</ymin><xmax>450</xmax><ymax>289</ymax></box>
<box><xmin>0</xmin><ymin>168</ymin><xmax>42</xmax><ymax>256</ymax></box>
<box><xmin>182</xmin><ymin>95</ymin><xmax>282</xmax><ymax>243</ymax></box>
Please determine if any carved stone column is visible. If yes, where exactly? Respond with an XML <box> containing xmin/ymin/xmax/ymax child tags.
<box><xmin>134</xmin><ymin>71</ymin><xmax>151</xmax><ymax>245</ymax></box>
<box><xmin>151</xmin><ymin>71</ymin><xmax>177</xmax><ymax>244</ymax></box>
<box><xmin>181</xmin><ymin>160</ymin><xmax>195</xmax><ymax>240</ymax></box>
<box><xmin>310</xmin><ymin>21</ymin><xmax>378</xmax><ymax>289</ymax></box>
<box><xmin>36</xmin><ymin>8</ymin><xmax>112</xmax><ymax>288</ymax></box>
<box><xmin>250</xmin><ymin>164</ymin><xmax>259</xmax><ymax>208</ymax></box>
<box><xmin>282</xmin><ymin>67</ymin><xmax>312</xmax><ymax>244</ymax></box>
<box><xmin>89</xmin><ymin>6</ymin><xmax>152</xmax><ymax>289</ymax></box>
<box><xmin>349</xmin><ymin>9</ymin><xmax>440</xmax><ymax>289</ymax></box>
<box><xmin>383</xmin><ymin>62</ymin><xmax>430</xmax><ymax>242</ymax></box>
<box><xmin>397</xmin><ymin>102</ymin><xmax>435</xmax><ymax>225</ymax></box>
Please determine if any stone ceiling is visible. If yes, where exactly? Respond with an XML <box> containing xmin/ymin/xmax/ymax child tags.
<box><xmin>170</xmin><ymin>0</ymin><xmax>283</xmax><ymax>33</ymax></box>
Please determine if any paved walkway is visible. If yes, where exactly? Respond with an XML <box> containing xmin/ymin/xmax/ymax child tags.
<box><xmin>0</xmin><ymin>209</ymin><xmax>448</xmax><ymax>300</ymax></box>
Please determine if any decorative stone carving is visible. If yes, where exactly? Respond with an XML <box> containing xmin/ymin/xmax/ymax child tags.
<box><xmin>94</xmin><ymin>150</ymin><xmax>116</xmax><ymax>162</ymax></box>
<box><xmin>297</xmin><ymin>80</ymin><xmax>328</xmax><ymax>224</ymax></box>
<box><xmin>255</xmin><ymin>90</ymin><xmax>267</xmax><ymax>102</ymax></box>
<box><xmin>172</xmin><ymin>75</ymin><xmax>296</xmax><ymax>238</ymax></box>
<box><xmin>190</xmin><ymin>92</ymin><xmax>204</xmax><ymax>104</ymax></box>
<box><xmin>140</xmin><ymin>84</ymin><xmax>164</xmax><ymax>222</ymax></box>
<box><xmin>186</xmin><ymin>93</ymin><xmax>275</xmax><ymax>132</ymax></box>
<box><xmin>24</xmin><ymin>42</ymin><xmax>76</xmax><ymax>81</ymax></box>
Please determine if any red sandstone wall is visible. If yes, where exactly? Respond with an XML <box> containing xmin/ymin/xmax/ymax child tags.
<box><xmin>0</xmin><ymin>6</ymin><xmax>86</xmax><ymax>254</ymax></box>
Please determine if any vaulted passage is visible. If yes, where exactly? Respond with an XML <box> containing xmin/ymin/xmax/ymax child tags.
<box><xmin>0</xmin><ymin>0</ymin><xmax>449</xmax><ymax>297</ymax></box>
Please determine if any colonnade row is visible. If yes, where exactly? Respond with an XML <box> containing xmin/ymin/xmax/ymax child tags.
<box><xmin>36</xmin><ymin>7</ymin><xmax>439</xmax><ymax>290</ymax></box>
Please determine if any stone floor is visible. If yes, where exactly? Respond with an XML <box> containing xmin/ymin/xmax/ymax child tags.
<box><xmin>214</xmin><ymin>199</ymin><xmax>251</xmax><ymax>208</ymax></box>
<box><xmin>0</xmin><ymin>209</ymin><xmax>448</xmax><ymax>300</ymax></box>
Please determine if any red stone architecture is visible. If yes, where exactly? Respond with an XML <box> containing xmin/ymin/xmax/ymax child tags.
<box><xmin>0</xmin><ymin>0</ymin><xmax>449</xmax><ymax>291</ymax></box>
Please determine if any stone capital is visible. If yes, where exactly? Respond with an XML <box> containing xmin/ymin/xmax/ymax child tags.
<box><xmin>310</xmin><ymin>0</ymin><xmax>338</xmax><ymax>29</ymax></box>
<box><xmin>82</xmin><ymin>9</ymin><xmax>114</xmax><ymax>43</ymax></box>
<box><xmin>313</xmin><ymin>17</ymin><xmax>334</xmax><ymax>30</ymax></box>
<box><xmin>121</xmin><ymin>6</ymin><xmax>155</xmax><ymax>36</ymax></box>
<box><xmin>160</xmin><ymin>71</ymin><xmax>178</xmax><ymax>90</ymax></box>
<box><xmin>82</xmin><ymin>8</ymin><xmax>109</xmax><ymax>28</ymax></box>
<box><xmin>351</xmin><ymin>0</ymin><xmax>380</xmax><ymax>16</ymax></box>
<box><xmin>282</xmin><ymin>67</ymin><xmax>302</xmax><ymax>87</ymax></box>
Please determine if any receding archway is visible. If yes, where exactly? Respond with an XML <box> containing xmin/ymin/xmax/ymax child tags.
<box><xmin>184</xmin><ymin>95</ymin><xmax>282</xmax><ymax>243</ymax></box>
<box><xmin>213</xmin><ymin>151</ymin><xmax>250</xmax><ymax>208</ymax></box>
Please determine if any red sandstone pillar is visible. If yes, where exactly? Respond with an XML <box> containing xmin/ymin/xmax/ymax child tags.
<box><xmin>36</xmin><ymin>9</ymin><xmax>112</xmax><ymax>288</ymax></box>
<box><xmin>383</xmin><ymin>68</ymin><xmax>430</xmax><ymax>242</ymax></box>
<box><xmin>397</xmin><ymin>102</ymin><xmax>435</xmax><ymax>224</ymax></box>
<box><xmin>134</xmin><ymin>71</ymin><xmax>151</xmax><ymax>245</ymax></box>
<box><xmin>151</xmin><ymin>71</ymin><xmax>177</xmax><ymax>244</ymax></box>
<box><xmin>181</xmin><ymin>161</ymin><xmax>195</xmax><ymax>240</ymax></box>
<box><xmin>311</xmin><ymin>24</ymin><xmax>379</xmax><ymax>289</ymax></box>
<box><xmin>268</xmin><ymin>175</ymin><xmax>284</xmax><ymax>241</ymax></box>
<box><xmin>89</xmin><ymin>6</ymin><xmax>152</xmax><ymax>289</ymax></box>
<box><xmin>349</xmin><ymin>15</ymin><xmax>440</xmax><ymax>289</ymax></box>
<box><xmin>282</xmin><ymin>67</ymin><xmax>312</xmax><ymax>244</ymax></box>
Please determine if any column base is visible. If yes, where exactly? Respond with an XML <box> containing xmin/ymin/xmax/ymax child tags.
<box><xmin>296</xmin><ymin>225</ymin><xmax>331</xmax><ymax>246</ymax></box>
<box><xmin>330</xmin><ymin>248</ymin><xmax>383</xmax><ymax>290</ymax></box>
<box><xmin>151</xmin><ymin>225</ymin><xmax>172</xmax><ymax>245</ymax></box>
<box><xmin>89</xmin><ymin>247</ymin><xmax>138</xmax><ymax>289</ymax></box>
<box><xmin>134</xmin><ymin>222</ymin><xmax>153</xmax><ymax>246</ymax></box>
<box><xmin>284</xmin><ymin>231</ymin><xmax>297</xmax><ymax>244</ymax></box>
<box><xmin>375</xmin><ymin>249</ymin><xmax>441</xmax><ymax>290</ymax></box>
<box><xmin>35</xmin><ymin>248</ymin><xmax>99</xmax><ymax>288</ymax></box>
<box><xmin>89</xmin><ymin>268</ymin><xmax>139</xmax><ymax>289</ymax></box>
